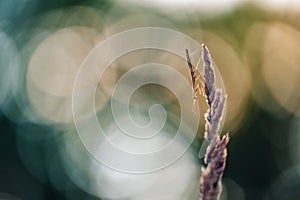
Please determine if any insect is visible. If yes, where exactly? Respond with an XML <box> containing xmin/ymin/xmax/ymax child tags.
<box><xmin>185</xmin><ymin>49</ymin><xmax>206</xmax><ymax>111</ymax></box>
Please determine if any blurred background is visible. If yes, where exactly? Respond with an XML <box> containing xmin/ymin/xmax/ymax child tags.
<box><xmin>1</xmin><ymin>0</ymin><xmax>300</xmax><ymax>199</ymax></box>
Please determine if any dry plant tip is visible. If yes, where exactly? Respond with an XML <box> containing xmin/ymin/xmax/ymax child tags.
<box><xmin>185</xmin><ymin>44</ymin><xmax>229</xmax><ymax>200</ymax></box>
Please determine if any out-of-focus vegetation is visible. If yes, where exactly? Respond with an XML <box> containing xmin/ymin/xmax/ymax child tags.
<box><xmin>1</xmin><ymin>0</ymin><xmax>300</xmax><ymax>200</ymax></box>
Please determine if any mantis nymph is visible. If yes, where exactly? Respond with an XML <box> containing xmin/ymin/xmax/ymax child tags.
<box><xmin>185</xmin><ymin>49</ymin><xmax>205</xmax><ymax>111</ymax></box>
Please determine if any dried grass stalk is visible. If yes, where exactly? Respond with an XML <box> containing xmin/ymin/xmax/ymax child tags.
<box><xmin>186</xmin><ymin>44</ymin><xmax>229</xmax><ymax>200</ymax></box>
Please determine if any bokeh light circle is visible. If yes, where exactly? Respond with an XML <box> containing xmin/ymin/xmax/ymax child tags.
<box><xmin>72</xmin><ymin>27</ymin><xmax>226</xmax><ymax>173</ymax></box>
